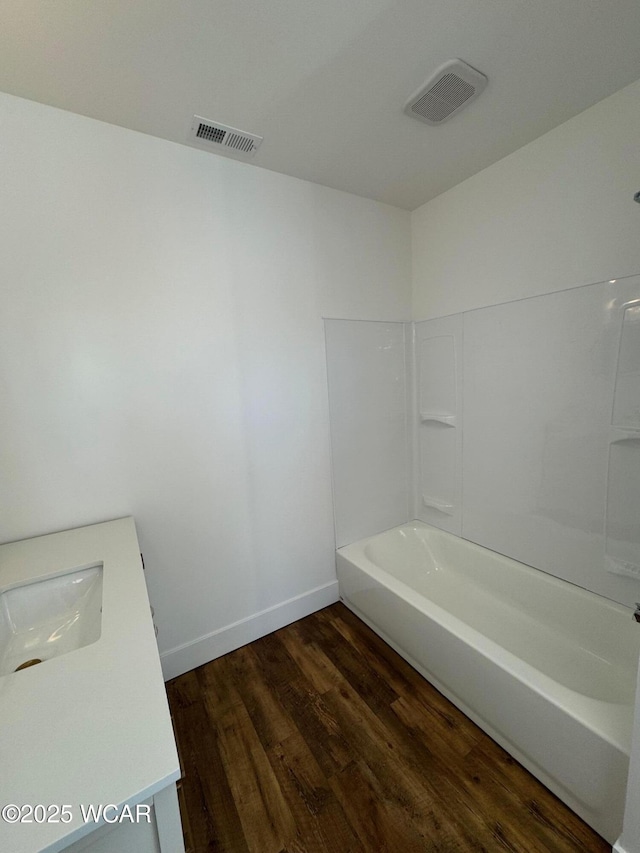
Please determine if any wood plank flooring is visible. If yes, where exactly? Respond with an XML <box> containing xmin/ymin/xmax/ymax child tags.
<box><xmin>166</xmin><ymin>603</ymin><xmax>610</xmax><ymax>853</ymax></box>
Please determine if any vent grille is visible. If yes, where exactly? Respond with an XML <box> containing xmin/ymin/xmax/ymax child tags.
<box><xmin>189</xmin><ymin>116</ymin><xmax>263</xmax><ymax>158</ymax></box>
<box><xmin>196</xmin><ymin>123</ymin><xmax>226</xmax><ymax>144</ymax></box>
<box><xmin>411</xmin><ymin>74</ymin><xmax>476</xmax><ymax>122</ymax></box>
<box><xmin>405</xmin><ymin>60</ymin><xmax>487</xmax><ymax>126</ymax></box>
<box><xmin>226</xmin><ymin>132</ymin><xmax>255</xmax><ymax>153</ymax></box>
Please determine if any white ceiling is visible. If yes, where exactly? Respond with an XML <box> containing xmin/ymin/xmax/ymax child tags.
<box><xmin>2</xmin><ymin>0</ymin><xmax>640</xmax><ymax>210</ymax></box>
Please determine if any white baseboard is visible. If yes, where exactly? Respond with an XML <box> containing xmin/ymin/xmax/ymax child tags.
<box><xmin>613</xmin><ymin>841</ymin><xmax>630</xmax><ymax>853</ymax></box>
<box><xmin>160</xmin><ymin>580</ymin><xmax>339</xmax><ymax>681</ymax></box>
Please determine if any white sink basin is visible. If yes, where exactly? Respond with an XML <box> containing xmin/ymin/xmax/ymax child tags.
<box><xmin>0</xmin><ymin>564</ymin><xmax>103</xmax><ymax>676</ymax></box>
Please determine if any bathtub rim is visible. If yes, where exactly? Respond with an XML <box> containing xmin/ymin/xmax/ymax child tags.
<box><xmin>337</xmin><ymin>523</ymin><xmax>637</xmax><ymax>755</ymax></box>
<box><xmin>345</xmin><ymin>520</ymin><xmax>636</xmax><ymax>627</ymax></box>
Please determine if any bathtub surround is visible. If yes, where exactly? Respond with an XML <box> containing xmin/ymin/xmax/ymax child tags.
<box><xmin>462</xmin><ymin>279</ymin><xmax>640</xmax><ymax>602</ymax></box>
<box><xmin>414</xmin><ymin>314</ymin><xmax>463</xmax><ymax>535</ymax></box>
<box><xmin>324</xmin><ymin>320</ymin><xmax>411</xmax><ymax>547</ymax></box>
<box><xmin>325</xmin><ymin>275</ymin><xmax>640</xmax><ymax>607</ymax></box>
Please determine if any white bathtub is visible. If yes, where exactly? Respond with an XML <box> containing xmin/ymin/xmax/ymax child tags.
<box><xmin>336</xmin><ymin>521</ymin><xmax>640</xmax><ymax>843</ymax></box>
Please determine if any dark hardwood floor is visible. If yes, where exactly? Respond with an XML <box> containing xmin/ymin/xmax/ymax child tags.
<box><xmin>166</xmin><ymin>603</ymin><xmax>610</xmax><ymax>853</ymax></box>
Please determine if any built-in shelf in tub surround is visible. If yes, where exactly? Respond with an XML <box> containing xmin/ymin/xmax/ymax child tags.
<box><xmin>0</xmin><ymin>519</ymin><xmax>184</xmax><ymax>853</ymax></box>
<box><xmin>606</xmin><ymin>432</ymin><xmax>640</xmax><ymax>578</ymax></box>
<box><xmin>422</xmin><ymin>495</ymin><xmax>455</xmax><ymax>515</ymax></box>
<box><xmin>612</xmin><ymin>300</ymin><xmax>640</xmax><ymax>429</ymax></box>
<box><xmin>419</xmin><ymin>413</ymin><xmax>457</xmax><ymax>426</ymax></box>
<box><xmin>415</xmin><ymin>316</ymin><xmax>463</xmax><ymax>536</ymax></box>
<box><xmin>606</xmin><ymin>299</ymin><xmax>640</xmax><ymax>578</ymax></box>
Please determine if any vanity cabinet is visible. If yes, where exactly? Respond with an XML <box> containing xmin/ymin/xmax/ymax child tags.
<box><xmin>63</xmin><ymin>787</ymin><xmax>183</xmax><ymax>853</ymax></box>
<box><xmin>0</xmin><ymin>518</ymin><xmax>184</xmax><ymax>853</ymax></box>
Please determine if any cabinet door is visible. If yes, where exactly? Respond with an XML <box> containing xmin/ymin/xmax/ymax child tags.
<box><xmin>62</xmin><ymin>799</ymin><xmax>160</xmax><ymax>853</ymax></box>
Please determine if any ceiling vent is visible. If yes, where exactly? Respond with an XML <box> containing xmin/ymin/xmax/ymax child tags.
<box><xmin>405</xmin><ymin>59</ymin><xmax>487</xmax><ymax>125</ymax></box>
<box><xmin>189</xmin><ymin>116</ymin><xmax>263</xmax><ymax>158</ymax></box>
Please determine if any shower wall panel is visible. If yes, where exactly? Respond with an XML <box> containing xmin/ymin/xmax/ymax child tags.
<box><xmin>414</xmin><ymin>315</ymin><xmax>463</xmax><ymax>535</ymax></box>
<box><xmin>462</xmin><ymin>275</ymin><xmax>640</xmax><ymax>605</ymax></box>
<box><xmin>324</xmin><ymin>319</ymin><xmax>410</xmax><ymax>547</ymax></box>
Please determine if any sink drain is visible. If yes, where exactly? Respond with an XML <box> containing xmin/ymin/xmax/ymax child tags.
<box><xmin>15</xmin><ymin>659</ymin><xmax>43</xmax><ymax>672</ymax></box>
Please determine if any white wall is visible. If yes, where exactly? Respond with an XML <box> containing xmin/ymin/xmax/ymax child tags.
<box><xmin>412</xmin><ymin>78</ymin><xmax>640</xmax><ymax>320</ymax></box>
<box><xmin>0</xmin><ymin>92</ymin><xmax>411</xmax><ymax>678</ymax></box>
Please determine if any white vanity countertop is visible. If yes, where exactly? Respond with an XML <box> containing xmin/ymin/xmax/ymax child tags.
<box><xmin>0</xmin><ymin>518</ymin><xmax>181</xmax><ymax>853</ymax></box>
